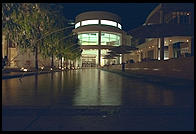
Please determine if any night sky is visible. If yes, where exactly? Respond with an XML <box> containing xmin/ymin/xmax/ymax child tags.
<box><xmin>60</xmin><ymin>3</ymin><xmax>159</xmax><ymax>31</ymax></box>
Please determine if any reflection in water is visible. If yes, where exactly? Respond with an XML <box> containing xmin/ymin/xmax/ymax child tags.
<box><xmin>73</xmin><ymin>69</ymin><xmax>122</xmax><ymax>106</ymax></box>
<box><xmin>2</xmin><ymin>69</ymin><xmax>194</xmax><ymax>108</ymax></box>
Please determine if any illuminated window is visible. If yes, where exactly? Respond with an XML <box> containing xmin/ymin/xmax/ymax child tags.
<box><xmin>78</xmin><ymin>32</ymin><xmax>98</xmax><ymax>45</ymax></box>
<box><xmin>82</xmin><ymin>49</ymin><xmax>99</xmax><ymax>65</ymax></box>
<box><xmin>101</xmin><ymin>32</ymin><xmax>121</xmax><ymax>46</ymax></box>
<box><xmin>75</xmin><ymin>22</ymin><xmax>80</xmax><ymax>29</ymax></box>
<box><xmin>118</xmin><ymin>23</ymin><xmax>122</xmax><ymax>29</ymax></box>
<box><xmin>101</xmin><ymin>20</ymin><xmax>117</xmax><ymax>27</ymax></box>
<box><xmin>81</xmin><ymin>20</ymin><xmax>99</xmax><ymax>26</ymax></box>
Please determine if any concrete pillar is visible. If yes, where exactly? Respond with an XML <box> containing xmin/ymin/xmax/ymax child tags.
<box><xmin>191</xmin><ymin>36</ymin><xmax>194</xmax><ymax>56</ymax></box>
<box><xmin>160</xmin><ymin>10</ymin><xmax>164</xmax><ymax>24</ymax></box>
<box><xmin>168</xmin><ymin>44</ymin><xmax>173</xmax><ymax>59</ymax></box>
<box><xmin>160</xmin><ymin>37</ymin><xmax>164</xmax><ymax>60</ymax></box>
<box><xmin>98</xmin><ymin>31</ymin><xmax>101</xmax><ymax>66</ymax></box>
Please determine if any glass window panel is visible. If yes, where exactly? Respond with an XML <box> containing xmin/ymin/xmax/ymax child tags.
<box><xmin>118</xmin><ymin>23</ymin><xmax>122</xmax><ymax>29</ymax></box>
<box><xmin>78</xmin><ymin>32</ymin><xmax>98</xmax><ymax>45</ymax></box>
<box><xmin>75</xmin><ymin>22</ymin><xmax>80</xmax><ymax>28</ymax></box>
<box><xmin>101</xmin><ymin>32</ymin><xmax>121</xmax><ymax>46</ymax></box>
<box><xmin>101</xmin><ymin>20</ymin><xmax>117</xmax><ymax>27</ymax></box>
<box><xmin>81</xmin><ymin>20</ymin><xmax>99</xmax><ymax>26</ymax></box>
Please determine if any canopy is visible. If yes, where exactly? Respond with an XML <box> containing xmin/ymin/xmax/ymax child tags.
<box><xmin>128</xmin><ymin>24</ymin><xmax>194</xmax><ymax>38</ymax></box>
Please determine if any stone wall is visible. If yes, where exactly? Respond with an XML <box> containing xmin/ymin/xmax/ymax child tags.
<box><xmin>105</xmin><ymin>56</ymin><xmax>194</xmax><ymax>80</ymax></box>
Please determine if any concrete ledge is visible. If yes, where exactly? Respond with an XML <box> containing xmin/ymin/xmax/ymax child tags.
<box><xmin>100</xmin><ymin>68</ymin><xmax>194</xmax><ymax>88</ymax></box>
<box><xmin>2</xmin><ymin>71</ymin><xmax>59</xmax><ymax>80</ymax></box>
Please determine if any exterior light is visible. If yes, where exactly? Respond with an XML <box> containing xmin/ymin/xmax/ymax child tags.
<box><xmin>20</xmin><ymin>67</ymin><xmax>24</xmax><ymax>71</ymax></box>
<box><xmin>23</xmin><ymin>69</ymin><xmax>28</xmax><ymax>72</ymax></box>
<box><xmin>187</xmin><ymin>13</ymin><xmax>190</xmax><ymax>15</ymax></box>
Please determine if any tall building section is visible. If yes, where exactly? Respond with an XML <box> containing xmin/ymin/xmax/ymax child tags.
<box><xmin>73</xmin><ymin>11</ymin><xmax>131</xmax><ymax>67</ymax></box>
<box><xmin>128</xmin><ymin>3</ymin><xmax>194</xmax><ymax>63</ymax></box>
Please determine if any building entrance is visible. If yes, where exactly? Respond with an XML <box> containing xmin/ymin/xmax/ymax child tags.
<box><xmin>82</xmin><ymin>55</ymin><xmax>97</xmax><ymax>67</ymax></box>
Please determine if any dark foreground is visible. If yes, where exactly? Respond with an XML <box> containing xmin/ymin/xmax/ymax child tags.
<box><xmin>2</xmin><ymin>69</ymin><xmax>194</xmax><ymax>131</ymax></box>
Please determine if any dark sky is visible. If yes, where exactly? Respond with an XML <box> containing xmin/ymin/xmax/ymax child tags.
<box><xmin>61</xmin><ymin>3</ymin><xmax>159</xmax><ymax>31</ymax></box>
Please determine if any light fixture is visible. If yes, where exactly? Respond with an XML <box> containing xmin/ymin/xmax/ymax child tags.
<box><xmin>187</xmin><ymin>40</ymin><xmax>189</xmax><ymax>42</ymax></box>
<box><xmin>41</xmin><ymin>66</ymin><xmax>44</xmax><ymax>70</ymax></box>
<box><xmin>20</xmin><ymin>67</ymin><xmax>24</xmax><ymax>71</ymax></box>
<box><xmin>23</xmin><ymin>69</ymin><xmax>28</xmax><ymax>72</ymax></box>
<box><xmin>169</xmin><ymin>40</ymin><xmax>172</xmax><ymax>42</ymax></box>
<box><xmin>50</xmin><ymin>68</ymin><xmax>53</xmax><ymax>70</ymax></box>
<box><xmin>187</xmin><ymin>13</ymin><xmax>190</xmax><ymax>16</ymax></box>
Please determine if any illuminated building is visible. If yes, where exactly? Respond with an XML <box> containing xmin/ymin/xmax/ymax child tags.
<box><xmin>73</xmin><ymin>11</ymin><xmax>131</xmax><ymax>67</ymax></box>
<box><xmin>127</xmin><ymin>3</ymin><xmax>194</xmax><ymax>63</ymax></box>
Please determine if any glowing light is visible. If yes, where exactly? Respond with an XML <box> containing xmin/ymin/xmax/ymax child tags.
<box><xmin>101</xmin><ymin>20</ymin><xmax>117</xmax><ymax>27</ymax></box>
<box><xmin>20</xmin><ymin>67</ymin><xmax>24</xmax><ymax>71</ymax></box>
<box><xmin>23</xmin><ymin>69</ymin><xmax>28</xmax><ymax>72</ymax></box>
<box><xmin>50</xmin><ymin>68</ymin><xmax>53</xmax><ymax>70</ymax></box>
<box><xmin>41</xmin><ymin>66</ymin><xmax>44</xmax><ymax>70</ymax></box>
<box><xmin>59</xmin><ymin>67</ymin><xmax>61</xmax><ymax>69</ymax></box>
<box><xmin>187</xmin><ymin>13</ymin><xmax>190</xmax><ymax>15</ymax></box>
<box><xmin>187</xmin><ymin>40</ymin><xmax>189</xmax><ymax>42</ymax></box>
<box><xmin>169</xmin><ymin>40</ymin><xmax>172</xmax><ymax>42</ymax></box>
<box><xmin>75</xmin><ymin>22</ymin><xmax>80</xmax><ymax>28</ymax></box>
<box><xmin>153</xmin><ymin>68</ymin><xmax>159</xmax><ymax>71</ymax></box>
<box><xmin>81</xmin><ymin>20</ymin><xmax>99</xmax><ymax>26</ymax></box>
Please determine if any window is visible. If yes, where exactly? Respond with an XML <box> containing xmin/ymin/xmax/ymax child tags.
<box><xmin>118</xmin><ymin>23</ymin><xmax>122</xmax><ymax>29</ymax></box>
<box><xmin>100</xmin><ymin>20</ymin><xmax>117</xmax><ymax>27</ymax></box>
<box><xmin>101</xmin><ymin>32</ymin><xmax>121</xmax><ymax>46</ymax></box>
<box><xmin>81</xmin><ymin>20</ymin><xmax>99</xmax><ymax>26</ymax></box>
<box><xmin>75</xmin><ymin>22</ymin><xmax>80</xmax><ymax>28</ymax></box>
<box><xmin>78</xmin><ymin>32</ymin><xmax>98</xmax><ymax>45</ymax></box>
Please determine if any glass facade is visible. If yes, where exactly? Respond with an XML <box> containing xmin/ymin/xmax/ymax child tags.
<box><xmin>101</xmin><ymin>32</ymin><xmax>121</xmax><ymax>46</ymax></box>
<box><xmin>117</xmin><ymin>23</ymin><xmax>122</xmax><ymax>29</ymax></box>
<box><xmin>75</xmin><ymin>19</ymin><xmax>122</xmax><ymax>29</ymax></box>
<box><xmin>81</xmin><ymin>49</ymin><xmax>99</xmax><ymax>67</ymax></box>
<box><xmin>75</xmin><ymin>22</ymin><xmax>80</xmax><ymax>29</ymax></box>
<box><xmin>78</xmin><ymin>32</ymin><xmax>99</xmax><ymax>45</ymax></box>
<box><xmin>100</xmin><ymin>20</ymin><xmax>117</xmax><ymax>27</ymax></box>
<box><xmin>81</xmin><ymin>20</ymin><xmax>99</xmax><ymax>26</ymax></box>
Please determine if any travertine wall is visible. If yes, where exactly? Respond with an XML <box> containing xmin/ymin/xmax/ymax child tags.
<box><xmin>106</xmin><ymin>56</ymin><xmax>194</xmax><ymax>80</ymax></box>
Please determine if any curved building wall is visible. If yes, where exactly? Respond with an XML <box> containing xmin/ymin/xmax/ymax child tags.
<box><xmin>73</xmin><ymin>11</ymin><xmax>130</xmax><ymax>67</ymax></box>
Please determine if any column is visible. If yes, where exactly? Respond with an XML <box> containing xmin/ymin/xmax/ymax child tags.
<box><xmin>98</xmin><ymin>30</ymin><xmax>101</xmax><ymax>66</ymax></box>
<box><xmin>191</xmin><ymin>36</ymin><xmax>194</xmax><ymax>56</ymax></box>
<box><xmin>168</xmin><ymin>44</ymin><xmax>173</xmax><ymax>59</ymax></box>
<box><xmin>160</xmin><ymin>37</ymin><xmax>164</xmax><ymax>60</ymax></box>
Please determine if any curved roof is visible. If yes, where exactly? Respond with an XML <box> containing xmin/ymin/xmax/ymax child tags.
<box><xmin>75</xmin><ymin>11</ymin><xmax>121</xmax><ymax>23</ymax></box>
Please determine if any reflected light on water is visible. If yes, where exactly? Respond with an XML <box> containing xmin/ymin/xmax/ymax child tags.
<box><xmin>2</xmin><ymin>69</ymin><xmax>194</xmax><ymax>108</ymax></box>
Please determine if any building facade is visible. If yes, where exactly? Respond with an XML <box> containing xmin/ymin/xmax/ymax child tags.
<box><xmin>127</xmin><ymin>3</ymin><xmax>194</xmax><ymax>63</ymax></box>
<box><xmin>73</xmin><ymin>11</ymin><xmax>131</xmax><ymax>67</ymax></box>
